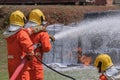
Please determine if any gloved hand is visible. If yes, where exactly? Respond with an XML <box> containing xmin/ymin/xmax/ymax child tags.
<box><xmin>49</xmin><ymin>34</ymin><xmax>55</xmax><ymax>42</ymax></box>
<box><xmin>26</xmin><ymin>51</ymin><xmax>34</xmax><ymax>61</ymax></box>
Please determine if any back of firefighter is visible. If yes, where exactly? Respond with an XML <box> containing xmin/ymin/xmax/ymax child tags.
<box><xmin>94</xmin><ymin>53</ymin><xmax>120</xmax><ymax>80</ymax></box>
<box><xmin>25</xmin><ymin>9</ymin><xmax>52</xmax><ymax>80</ymax></box>
<box><xmin>3</xmin><ymin>10</ymin><xmax>34</xmax><ymax>80</ymax></box>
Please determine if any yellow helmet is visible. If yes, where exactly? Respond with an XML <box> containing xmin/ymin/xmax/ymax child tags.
<box><xmin>10</xmin><ymin>10</ymin><xmax>26</xmax><ymax>27</ymax></box>
<box><xmin>29</xmin><ymin>9</ymin><xmax>46</xmax><ymax>25</ymax></box>
<box><xmin>94</xmin><ymin>54</ymin><xmax>113</xmax><ymax>72</ymax></box>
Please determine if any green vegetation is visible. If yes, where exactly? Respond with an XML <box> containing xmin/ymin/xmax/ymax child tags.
<box><xmin>0</xmin><ymin>30</ymin><xmax>8</xmax><ymax>80</ymax></box>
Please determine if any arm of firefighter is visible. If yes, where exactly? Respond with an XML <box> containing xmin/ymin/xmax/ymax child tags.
<box><xmin>10</xmin><ymin>59</ymin><xmax>26</xmax><ymax>80</ymax></box>
<box><xmin>19</xmin><ymin>30</ymin><xmax>34</xmax><ymax>51</ymax></box>
<box><xmin>39</xmin><ymin>32</ymin><xmax>52</xmax><ymax>52</ymax></box>
<box><xmin>19</xmin><ymin>30</ymin><xmax>34</xmax><ymax>58</ymax></box>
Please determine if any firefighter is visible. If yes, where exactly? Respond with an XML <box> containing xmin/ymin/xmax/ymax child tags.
<box><xmin>94</xmin><ymin>53</ymin><xmax>120</xmax><ymax>80</ymax></box>
<box><xmin>3</xmin><ymin>10</ymin><xmax>34</xmax><ymax>80</ymax></box>
<box><xmin>24</xmin><ymin>9</ymin><xmax>55</xmax><ymax>42</ymax></box>
<box><xmin>25</xmin><ymin>9</ymin><xmax>52</xmax><ymax>80</ymax></box>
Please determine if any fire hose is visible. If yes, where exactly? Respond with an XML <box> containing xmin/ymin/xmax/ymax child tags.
<box><xmin>10</xmin><ymin>58</ymin><xmax>26</xmax><ymax>80</ymax></box>
<box><xmin>10</xmin><ymin>35</ymin><xmax>76</xmax><ymax>80</ymax></box>
<box><xmin>10</xmin><ymin>55</ymin><xmax>76</xmax><ymax>80</ymax></box>
<box><xmin>35</xmin><ymin>55</ymin><xmax>76</xmax><ymax>80</ymax></box>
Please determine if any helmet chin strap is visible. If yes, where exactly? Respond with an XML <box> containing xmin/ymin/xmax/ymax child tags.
<box><xmin>97</xmin><ymin>61</ymin><xmax>102</xmax><ymax>73</ymax></box>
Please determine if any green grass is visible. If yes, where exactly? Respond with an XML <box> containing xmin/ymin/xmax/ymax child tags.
<box><xmin>0</xmin><ymin>30</ymin><xmax>8</xmax><ymax>80</ymax></box>
<box><xmin>0</xmin><ymin>70</ymin><xmax>8</xmax><ymax>80</ymax></box>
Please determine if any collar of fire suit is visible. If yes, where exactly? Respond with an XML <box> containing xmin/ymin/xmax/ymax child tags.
<box><xmin>8</xmin><ymin>25</ymin><xmax>21</xmax><ymax>32</ymax></box>
<box><xmin>105</xmin><ymin>66</ymin><xmax>119</xmax><ymax>77</ymax></box>
<box><xmin>3</xmin><ymin>25</ymin><xmax>21</xmax><ymax>38</ymax></box>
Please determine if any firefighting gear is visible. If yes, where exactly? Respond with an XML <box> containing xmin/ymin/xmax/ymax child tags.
<box><xmin>25</xmin><ymin>22</ymin><xmax>55</xmax><ymax>42</ymax></box>
<box><xmin>33</xmin><ymin>43</ymin><xmax>41</xmax><ymax>49</ymax></box>
<box><xmin>4</xmin><ymin>29</ymin><xmax>34</xmax><ymax>80</ymax></box>
<box><xmin>99</xmin><ymin>73</ymin><xmax>108</xmax><ymax>80</ymax></box>
<box><xmin>10</xmin><ymin>10</ymin><xmax>26</xmax><ymax>27</ymax></box>
<box><xmin>31</xmin><ymin>31</ymin><xmax>52</xmax><ymax>53</ymax></box>
<box><xmin>29</xmin><ymin>9</ymin><xmax>46</xmax><ymax>25</ymax></box>
<box><xmin>3</xmin><ymin>10</ymin><xmax>34</xmax><ymax>80</ymax></box>
<box><xmin>104</xmin><ymin>66</ymin><xmax>120</xmax><ymax>80</ymax></box>
<box><xmin>10</xmin><ymin>59</ymin><xmax>26</xmax><ymax>80</ymax></box>
<box><xmin>3</xmin><ymin>26</ymin><xmax>21</xmax><ymax>38</ymax></box>
<box><xmin>9</xmin><ymin>25</ymin><xmax>21</xmax><ymax>32</ymax></box>
<box><xmin>29</xmin><ymin>31</ymin><xmax>51</xmax><ymax>80</ymax></box>
<box><xmin>94</xmin><ymin>54</ymin><xmax>113</xmax><ymax>72</ymax></box>
<box><xmin>49</xmin><ymin>34</ymin><xmax>55</xmax><ymax>42</ymax></box>
<box><xmin>25</xmin><ymin>8</ymin><xmax>49</xmax><ymax>34</ymax></box>
<box><xmin>26</xmin><ymin>55</ymin><xmax>34</xmax><ymax>61</ymax></box>
<box><xmin>25</xmin><ymin>8</ymin><xmax>51</xmax><ymax>80</ymax></box>
<box><xmin>26</xmin><ymin>51</ymin><xmax>35</xmax><ymax>61</ymax></box>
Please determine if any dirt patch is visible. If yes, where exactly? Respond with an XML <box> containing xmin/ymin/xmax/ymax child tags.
<box><xmin>0</xmin><ymin>5</ymin><xmax>120</xmax><ymax>29</ymax></box>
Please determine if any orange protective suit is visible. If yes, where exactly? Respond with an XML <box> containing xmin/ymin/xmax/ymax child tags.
<box><xmin>29</xmin><ymin>31</ymin><xmax>51</xmax><ymax>80</ymax></box>
<box><xmin>6</xmin><ymin>29</ymin><xmax>34</xmax><ymax>80</ymax></box>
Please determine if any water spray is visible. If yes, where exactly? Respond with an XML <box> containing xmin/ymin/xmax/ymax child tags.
<box><xmin>54</xmin><ymin>14</ymin><xmax>120</xmax><ymax>41</ymax></box>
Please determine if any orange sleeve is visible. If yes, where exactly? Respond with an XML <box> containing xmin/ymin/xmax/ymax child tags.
<box><xmin>39</xmin><ymin>32</ymin><xmax>52</xmax><ymax>52</ymax></box>
<box><xmin>18</xmin><ymin>30</ymin><xmax>34</xmax><ymax>53</ymax></box>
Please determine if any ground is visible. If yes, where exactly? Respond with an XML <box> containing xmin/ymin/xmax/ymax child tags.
<box><xmin>1</xmin><ymin>5</ymin><xmax>120</xmax><ymax>30</ymax></box>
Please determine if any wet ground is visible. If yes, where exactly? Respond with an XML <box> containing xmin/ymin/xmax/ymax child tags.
<box><xmin>44</xmin><ymin>64</ymin><xmax>99</xmax><ymax>80</ymax></box>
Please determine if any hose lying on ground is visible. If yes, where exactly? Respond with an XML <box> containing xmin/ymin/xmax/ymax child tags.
<box><xmin>35</xmin><ymin>55</ymin><xmax>76</xmax><ymax>80</ymax></box>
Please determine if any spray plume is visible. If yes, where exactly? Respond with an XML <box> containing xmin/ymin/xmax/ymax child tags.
<box><xmin>54</xmin><ymin>14</ymin><xmax>120</xmax><ymax>41</ymax></box>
